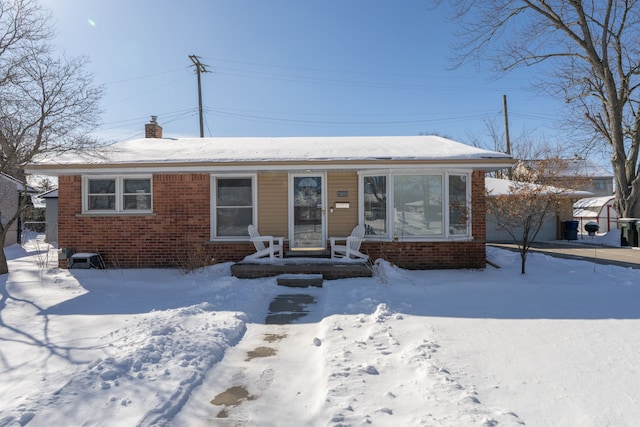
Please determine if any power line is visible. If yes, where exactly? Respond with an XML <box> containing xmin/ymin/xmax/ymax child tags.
<box><xmin>102</xmin><ymin>67</ymin><xmax>190</xmax><ymax>86</ymax></box>
<box><xmin>202</xmin><ymin>55</ymin><xmax>533</xmax><ymax>83</ymax></box>
<box><xmin>208</xmin><ymin>109</ymin><xmax>491</xmax><ymax>126</ymax></box>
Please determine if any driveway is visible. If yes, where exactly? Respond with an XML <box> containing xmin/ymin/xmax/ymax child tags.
<box><xmin>488</xmin><ymin>241</ymin><xmax>640</xmax><ymax>269</ymax></box>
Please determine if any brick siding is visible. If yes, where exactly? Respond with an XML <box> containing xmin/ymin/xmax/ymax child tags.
<box><xmin>58</xmin><ymin>171</ymin><xmax>487</xmax><ymax>269</ymax></box>
<box><xmin>58</xmin><ymin>174</ymin><xmax>238</xmax><ymax>268</ymax></box>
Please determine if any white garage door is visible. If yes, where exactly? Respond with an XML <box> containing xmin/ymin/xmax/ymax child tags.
<box><xmin>486</xmin><ymin>214</ymin><xmax>558</xmax><ymax>242</ymax></box>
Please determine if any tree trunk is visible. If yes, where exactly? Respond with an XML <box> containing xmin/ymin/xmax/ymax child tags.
<box><xmin>0</xmin><ymin>248</ymin><xmax>8</xmax><ymax>275</ymax></box>
<box><xmin>520</xmin><ymin>250</ymin><xmax>527</xmax><ymax>275</ymax></box>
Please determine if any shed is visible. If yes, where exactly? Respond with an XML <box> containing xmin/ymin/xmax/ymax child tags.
<box><xmin>573</xmin><ymin>195</ymin><xmax>617</xmax><ymax>234</ymax></box>
<box><xmin>40</xmin><ymin>189</ymin><xmax>58</xmax><ymax>243</ymax></box>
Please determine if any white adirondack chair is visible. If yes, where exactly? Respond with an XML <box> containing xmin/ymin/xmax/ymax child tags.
<box><xmin>246</xmin><ymin>224</ymin><xmax>284</xmax><ymax>260</ymax></box>
<box><xmin>330</xmin><ymin>224</ymin><xmax>368</xmax><ymax>260</ymax></box>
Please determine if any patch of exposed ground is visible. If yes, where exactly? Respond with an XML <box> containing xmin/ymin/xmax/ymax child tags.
<box><xmin>263</xmin><ymin>333</ymin><xmax>287</xmax><ymax>343</ymax></box>
<box><xmin>245</xmin><ymin>346</ymin><xmax>277</xmax><ymax>361</ymax></box>
<box><xmin>211</xmin><ymin>385</ymin><xmax>256</xmax><ymax>418</ymax></box>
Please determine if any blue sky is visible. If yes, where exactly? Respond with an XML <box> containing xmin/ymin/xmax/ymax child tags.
<box><xmin>42</xmin><ymin>0</ymin><xmax>567</xmax><ymax>151</ymax></box>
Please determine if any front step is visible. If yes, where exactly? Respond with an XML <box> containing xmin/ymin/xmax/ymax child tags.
<box><xmin>231</xmin><ymin>260</ymin><xmax>372</xmax><ymax>280</ymax></box>
<box><xmin>276</xmin><ymin>274</ymin><xmax>323</xmax><ymax>288</ymax></box>
<box><xmin>285</xmin><ymin>250</ymin><xmax>330</xmax><ymax>258</ymax></box>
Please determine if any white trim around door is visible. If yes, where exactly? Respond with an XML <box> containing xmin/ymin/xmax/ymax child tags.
<box><xmin>288</xmin><ymin>172</ymin><xmax>327</xmax><ymax>250</ymax></box>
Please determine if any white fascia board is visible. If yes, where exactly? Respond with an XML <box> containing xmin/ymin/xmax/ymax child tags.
<box><xmin>25</xmin><ymin>161</ymin><xmax>512</xmax><ymax>176</ymax></box>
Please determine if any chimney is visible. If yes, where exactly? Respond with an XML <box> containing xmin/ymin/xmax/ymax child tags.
<box><xmin>145</xmin><ymin>115</ymin><xmax>163</xmax><ymax>138</ymax></box>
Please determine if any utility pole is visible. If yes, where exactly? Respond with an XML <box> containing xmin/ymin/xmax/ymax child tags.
<box><xmin>502</xmin><ymin>94</ymin><xmax>511</xmax><ymax>156</ymax></box>
<box><xmin>503</xmin><ymin>94</ymin><xmax>513</xmax><ymax>180</ymax></box>
<box><xmin>189</xmin><ymin>55</ymin><xmax>209</xmax><ymax>138</ymax></box>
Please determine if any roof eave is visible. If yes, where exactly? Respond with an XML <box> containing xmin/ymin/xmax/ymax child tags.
<box><xmin>25</xmin><ymin>158</ymin><xmax>514</xmax><ymax>176</ymax></box>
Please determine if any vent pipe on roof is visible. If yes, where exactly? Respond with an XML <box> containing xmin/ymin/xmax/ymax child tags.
<box><xmin>145</xmin><ymin>115</ymin><xmax>163</xmax><ymax>138</ymax></box>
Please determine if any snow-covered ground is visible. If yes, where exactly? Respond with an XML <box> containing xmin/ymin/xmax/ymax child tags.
<box><xmin>1</xmin><ymin>236</ymin><xmax>639</xmax><ymax>426</ymax></box>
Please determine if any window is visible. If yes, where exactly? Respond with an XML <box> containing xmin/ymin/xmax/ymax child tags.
<box><xmin>212</xmin><ymin>175</ymin><xmax>256</xmax><ymax>238</ymax></box>
<box><xmin>123</xmin><ymin>178</ymin><xmax>152</xmax><ymax>210</ymax></box>
<box><xmin>448</xmin><ymin>175</ymin><xmax>469</xmax><ymax>235</ymax></box>
<box><xmin>360</xmin><ymin>171</ymin><xmax>471</xmax><ymax>240</ymax></box>
<box><xmin>84</xmin><ymin>176</ymin><xmax>152</xmax><ymax>213</ymax></box>
<box><xmin>594</xmin><ymin>180</ymin><xmax>607</xmax><ymax>190</ymax></box>
<box><xmin>394</xmin><ymin>175</ymin><xmax>443</xmax><ymax>237</ymax></box>
<box><xmin>87</xmin><ymin>178</ymin><xmax>116</xmax><ymax>211</ymax></box>
<box><xmin>363</xmin><ymin>176</ymin><xmax>387</xmax><ymax>236</ymax></box>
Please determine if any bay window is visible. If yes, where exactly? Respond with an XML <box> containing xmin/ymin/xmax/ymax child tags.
<box><xmin>360</xmin><ymin>171</ymin><xmax>471</xmax><ymax>240</ymax></box>
<box><xmin>363</xmin><ymin>176</ymin><xmax>387</xmax><ymax>236</ymax></box>
<box><xmin>394</xmin><ymin>175</ymin><xmax>443</xmax><ymax>237</ymax></box>
<box><xmin>448</xmin><ymin>174</ymin><xmax>469</xmax><ymax>235</ymax></box>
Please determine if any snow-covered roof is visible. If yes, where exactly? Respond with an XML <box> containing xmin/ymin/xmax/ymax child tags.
<box><xmin>0</xmin><ymin>172</ymin><xmax>37</xmax><ymax>192</ymax></box>
<box><xmin>573</xmin><ymin>195</ymin><xmax>616</xmax><ymax>209</ymax></box>
<box><xmin>564</xmin><ymin>158</ymin><xmax>612</xmax><ymax>177</ymax></box>
<box><xmin>39</xmin><ymin>188</ymin><xmax>58</xmax><ymax>198</ymax></box>
<box><xmin>486</xmin><ymin>177</ymin><xmax>594</xmax><ymax>197</ymax></box>
<box><xmin>26</xmin><ymin>135</ymin><xmax>513</xmax><ymax>174</ymax></box>
<box><xmin>524</xmin><ymin>158</ymin><xmax>612</xmax><ymax>178</ymax></box>
<box><xmin>31</xmin><ymin>195</ymin><xmax>45</xmax><ymax>209</ymax></box>
<box><xmin>573</xmin><ymin>196</ymin><xmax>617</xmax><ymax>218</ymax></box>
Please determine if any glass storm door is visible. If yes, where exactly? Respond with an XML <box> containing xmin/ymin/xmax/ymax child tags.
<box><xmin>290</xmin><ymin>174</ymin><xmax>325</xmax><ymax>250</ymax></box>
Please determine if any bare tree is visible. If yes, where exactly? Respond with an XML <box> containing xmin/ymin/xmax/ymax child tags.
<box><xmin>434</xmin><ymin>1</ymin><xmax>640</xmax><ymax>218</ymax></box>
<box><xmin>0</xmin><ymin>0</ymin><xmax>103</xmax><ymax>274</ymax></box>
<box><xmin>487</xmin><ymin>154</ymin><xmax>588</xmax><ymax>274</ymax></box>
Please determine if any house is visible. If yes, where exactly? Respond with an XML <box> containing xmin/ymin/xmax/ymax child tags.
<box><xmin>521</xmin><ymin>156</ymin><xmax>614</xmax><ymax>197</ymax></box>
<box><xmin>485</xmin><ymin>177</ymin><xmax>593</xmax><ymax>242</ymax></box>
<box><xmin>0</xmin><ymin>173</ymin><xmax>22</xmax><ymax>247</ymax></box>
<box><xmin>25</xmin><ymin>118</ymin><xmax>513</xmax><ymax>270</ymax></box>
<box><xmin>0</xmin><ymin>172</ymin><xmax>39</xmax><ymax>247</ymax></box>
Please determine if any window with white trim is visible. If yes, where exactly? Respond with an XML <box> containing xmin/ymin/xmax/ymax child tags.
<box><xmin>448</xmin><ymin>174</ymin><xmax>469</xmax><ymax>235</ymax></box>
<box><xmin>360</xmin><ymin>171</ymin><xmax>471</xmax><ymax>240</ymax></box>
<box><xmin>394</xmin><ymin>174</ymin><xmax>443</xmax><ymax>237</ymax></box>
<box><xmin>211</xmin><ymin>175</ymin><xmax>256</xmax><ymax>238</ymax></box>
<box><xmin>363</xmin><ymin>176</ymin><xmax>387</xmax><ymax>236</ymax></box>
<box><xmin>83</xmin><ymin>176</ymin><xmax>152</xmax><ymax>213</ymax></box>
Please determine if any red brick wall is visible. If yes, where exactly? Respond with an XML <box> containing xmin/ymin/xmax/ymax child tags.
<box><xmin>58</xmin><ymin>174</ymin><xmax>259</xmax><ymax>268</ymax></box>
<box><xmin>471</xmin><ymin>170</ymin><xmax>487</xmax><ymax>243</ymax></box>
<box><xmin>361</xmin><ymin>240</ymin><xmax>485</xmax><ymax>269</ymax></box>
<box><xmin>58</xmin><ymin>171</ymin><xmax>487</xmax><ymax>269</ymax></box>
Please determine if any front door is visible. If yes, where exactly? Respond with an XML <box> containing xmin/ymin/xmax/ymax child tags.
<box><xmin>290</xmin><ymin>174</ymin><xmax>326</xmax><ymax>250</ymax></box>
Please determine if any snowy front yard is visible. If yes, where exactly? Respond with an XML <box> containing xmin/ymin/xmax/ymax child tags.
<box><xmin>1</xmin><ymin>240</ymin><xmax>639</xmax><ymax>426</ymax></box>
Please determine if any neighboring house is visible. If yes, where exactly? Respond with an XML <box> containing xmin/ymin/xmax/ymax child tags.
<box><xmin>40</xmin><ymin>188</ymin><xmax>59</xmax><ymax>243</ymax></box>
<box><xmin>522</xmin><ymin>156</ymin><xmax>614</xmax><ymax>197</ymax></box>
<box><xmin>25</xmin><ymin>118</ymin><xmax>513</xmax><ymax>270</ymax></box>
<box><xmin>0</xmin><ymin>172</ymin><xmax>38</xmax><ymax>247</ymax></box>
<box><xmin>573</xmin><ymin>195</ymin><xmax>617</xmax><ymax>233</ymax></box>
<box><xmin>485</xmin><ymin>177</ymin><xmax>593</xmax><ymax>242</ymax></box>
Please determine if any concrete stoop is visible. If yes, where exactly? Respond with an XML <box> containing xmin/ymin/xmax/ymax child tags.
<box><xmin>276</xmin><ymin>274</ymin><xmax>323</xmax><ymax>288</ymax></box>
<box><xmin>231</xmin><ymin>260</ymin><xmax>372</xmax><ymax>280</ymax></box>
